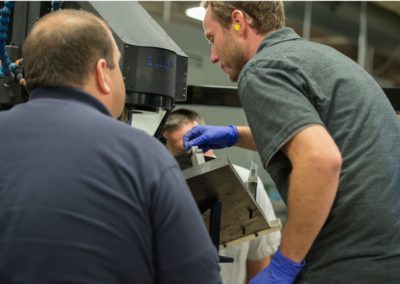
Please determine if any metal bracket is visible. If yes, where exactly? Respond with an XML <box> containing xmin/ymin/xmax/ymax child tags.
<box><xmin>190</xmin><ymin>146</ymin><xmax>205</xmax><ymax>166</ymax></box>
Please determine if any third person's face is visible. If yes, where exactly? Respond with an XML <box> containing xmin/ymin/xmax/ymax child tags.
<box><xmin>164</xmin><ymin>122</ymin><xmax>195</xmax><ymax>156</ymax></box>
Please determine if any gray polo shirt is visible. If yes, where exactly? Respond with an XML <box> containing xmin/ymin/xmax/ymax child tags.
<box><xmin>238</xmin><ymin>28</ymin><xmax>400</xmax><ymax>283</ymax></box>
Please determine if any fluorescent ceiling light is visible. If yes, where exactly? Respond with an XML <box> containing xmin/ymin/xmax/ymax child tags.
<box><xmin>185</xmin><ymin>7</ymin><xmax>206</xmax><ymax>21</ymax></box>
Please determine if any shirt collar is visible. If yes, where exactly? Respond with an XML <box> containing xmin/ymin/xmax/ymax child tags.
<box><xmin>257</xmin><ymin>27</ymin><xmax>302</xmax><ymax>52</ymax></box>
<box><xmin>29</xmin><ymin>87</ymin><xmax>112</xmax><ymax>117</ymax></box>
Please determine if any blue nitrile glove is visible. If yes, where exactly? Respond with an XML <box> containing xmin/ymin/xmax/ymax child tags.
<box><xmin>249</xmin><ymin>248</ymin><xmax>305</xmax><ymax>284</ymax></box>
<box><xmin>183</xmin><ymin>125</ymin><xmax>238</xmax><ymax>152</ymax></box>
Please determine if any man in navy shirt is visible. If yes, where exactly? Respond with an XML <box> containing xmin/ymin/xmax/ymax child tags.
<box><xmin>0</xmin><ymin>9</ymin><xmax>221</xmax><ymax>284</ymax></box>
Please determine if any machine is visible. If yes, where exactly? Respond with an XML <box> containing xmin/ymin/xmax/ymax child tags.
<box><xmin>0</xmin><ymin>1</ymin><xmax>188</xmax><ymax>137</ymax></box>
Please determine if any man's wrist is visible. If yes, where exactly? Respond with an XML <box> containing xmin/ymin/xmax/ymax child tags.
<box><xmin>248</xmin><ymin>248</ymin><xmax>305</xmax><ymax>284</ymax></box>
<box><xmin>272</xmin><ymin>248</ymin><xmax>305</xmax><ymax>278</ymax></box>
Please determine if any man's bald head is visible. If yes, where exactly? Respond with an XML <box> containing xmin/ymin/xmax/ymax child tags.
<box><xmin>23</xmin><ymin>9</ymin><xmax>116</xmax><ymax>93</ymax></box>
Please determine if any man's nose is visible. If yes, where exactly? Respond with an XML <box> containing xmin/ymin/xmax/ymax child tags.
<box><xmin>210</xmin><ymin>47</ymin><xmax>219</xmax><ymax>64</ymax></box>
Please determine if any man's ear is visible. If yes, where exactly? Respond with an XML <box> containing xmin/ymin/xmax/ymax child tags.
<box><xmin>231</xmin><ymin>9</ymin><xmax>246</xmax><ymax>35</ymax></box>
<box><xmin>95</xmin><ymin>58</ymin><xmax>111</xmax><ymax>95</ymax></box>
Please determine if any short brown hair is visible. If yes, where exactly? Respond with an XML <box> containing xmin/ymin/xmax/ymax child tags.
<box><xmin>23</xmin><ymin>9</ymin><xmax>116</xmax><ymax>93</ymax></box>
<box><xmin>202</xmin><ymin>1</ymin><xmax>285</xmax><ymax>34</ymax></box>
<box><xmin>163</xmin><ymin>108</ymin><xmax>205</xmax><ymax>133</ymax></box>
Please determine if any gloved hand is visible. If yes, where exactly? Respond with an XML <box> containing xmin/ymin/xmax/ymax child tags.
<box><xmin>183</xmin><ymin>125</ymin><xmax>238</xmax><ymax>152</ymax></box>
<box><xmin>249</xmin><ymin>248</ymin><xmax>305</xmax><ymax>284</ymax></box>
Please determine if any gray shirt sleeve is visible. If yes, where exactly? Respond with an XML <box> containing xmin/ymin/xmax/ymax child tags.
<box><xmin>239</xmin><ymin>63</ymin><xmax>324</xmax><ymax>168</ymax></box>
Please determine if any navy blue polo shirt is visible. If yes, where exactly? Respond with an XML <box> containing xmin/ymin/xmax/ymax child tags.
<box><xmin>0</xmin><ymin>87</ymin><xmax>221</xmax><ymax>284</ymax></box>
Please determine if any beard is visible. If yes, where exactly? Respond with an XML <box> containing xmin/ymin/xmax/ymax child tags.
<box><xmin>222</xmin><ymin>34</ymin><xmax>247</xmax><ymax>82</ymax></box>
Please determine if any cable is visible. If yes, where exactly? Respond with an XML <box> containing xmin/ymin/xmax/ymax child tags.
<box><xmin>7</xmin><ymin>2</ymin><xmax>64</xmax><ymax>85</ymax></box>
<box><xmin>9</xmin><ymin>58</ymin><xmax>25</xmax><ymax>86</ymax></box>
<box><xmin>0</xmin><ymin>1</ymin><xmax>15</xmax><ymax>79</ymax></box>
<box><xmin>51</xmin><ymin>1</ymin><xmax>64</xmax><ymax>12</ymax></box>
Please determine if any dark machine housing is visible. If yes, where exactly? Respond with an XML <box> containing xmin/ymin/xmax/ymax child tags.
<box><xmin>0</xmin><ymin>1</ymin><xmax>188</xmax><ymax>137</ymax></box>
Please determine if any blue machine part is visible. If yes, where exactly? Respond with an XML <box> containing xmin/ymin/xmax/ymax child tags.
<box><xmin>0</xmin><ymin>1</ymin><xmax>15</xmax><ymax>78</ymax></box>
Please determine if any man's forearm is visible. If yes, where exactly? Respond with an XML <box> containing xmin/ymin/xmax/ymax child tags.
<box><xmin>236</xmin><ymin>126</ymin><xmax>258</xmax><ymax>151</ymax></box>
<box><xmin>279</xmin><ymin>157</ymin><xmax>341</xmax><ymax>263</ymax></box>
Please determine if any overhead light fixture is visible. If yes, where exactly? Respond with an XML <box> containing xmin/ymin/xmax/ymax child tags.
<box><xmin>185</xmin><ymin>6</ymin><xmax>206</xmax><ymax>21</ymax></box>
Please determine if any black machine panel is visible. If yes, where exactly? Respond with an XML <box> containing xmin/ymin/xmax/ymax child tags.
<box><xmin>0</xmin><ymin>1</ymin><xmax>188</xmax><ymax>113</ymax></box>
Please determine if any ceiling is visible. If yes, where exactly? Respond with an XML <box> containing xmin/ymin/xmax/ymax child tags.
<box><xmin>139</xmin><ymin>1</ymin><xmax>400</xmax><ymax>87</ymax></box>
<box><xmin>374</xmin><ymin>1</ymin><xmax>400</xmax><ymax>16</ymax></box>
<box><xmin>140</xmin><ymin>1</ymin><xmax>400</xmax><ymax>28</ymax></box>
